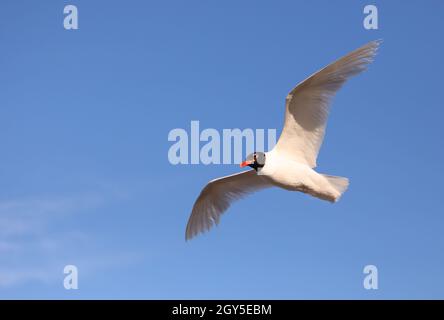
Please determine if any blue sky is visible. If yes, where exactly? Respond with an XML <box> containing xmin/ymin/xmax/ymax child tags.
<box><xmin>1</xmin><ymin>0</ymin><xmax>444</xmax><ymax>299</ymax></box>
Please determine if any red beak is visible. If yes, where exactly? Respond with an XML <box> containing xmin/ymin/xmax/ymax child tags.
<box><xmin>240</xmin><ymin>160</ymin><xmax>253</xmax><ymax>168</ymax></box>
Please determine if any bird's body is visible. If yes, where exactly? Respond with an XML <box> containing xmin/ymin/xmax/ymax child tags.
<box><xmin>259</xmin><ymin>149</ymin><xmax>347</xmax><ymax>202</ymax></box>
<box><xmin>185</xmin><ymin>40</ymin><xmax>380</xmax><ymax>240</ymax></box>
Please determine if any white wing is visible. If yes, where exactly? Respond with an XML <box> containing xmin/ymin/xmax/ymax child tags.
<box><xmin>185</xmin><ymin>170</ymin><xmax>272</xmax><ymax>240</ymax></box>
<box><xmin>274</xmin><ymin>40</ymin><xmax>381</xmax><ymax>168</ymax></box>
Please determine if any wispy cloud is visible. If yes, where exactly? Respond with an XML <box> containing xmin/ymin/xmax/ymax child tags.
<box><xmin>0</xmin><ymin>268</ymin><xmax>53</xmax><ymax>287</ymax></box>
<box><xmin>0</xmin><ymin>189</ymin><xmax>140</xmax><ymax>290</ymax></box>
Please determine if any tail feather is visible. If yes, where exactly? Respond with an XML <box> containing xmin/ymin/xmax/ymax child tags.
<box><xmin>322</xmin><ymin>175</ymin><xmax>349</xmax><ymax>202</ymax></box>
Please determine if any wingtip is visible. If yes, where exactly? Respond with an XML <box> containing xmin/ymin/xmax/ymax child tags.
<box><xmin>185</xmin><ymin>226</ymin><xmax>199</xmax><ymax>241</ymax></box>
<box><xmin>185</xmin><ymin>229</ymin><xmax>193</xmax><ymax>241</ymax></box>
<box><xmin>368</xmin><ymin>39</ymin><xmax>383</xmax><ymax>52</ymax></box>
<box><xmin>357</xmin><ymin>39</ymin><xmax>382</xmax><ymax>64</ymax></box>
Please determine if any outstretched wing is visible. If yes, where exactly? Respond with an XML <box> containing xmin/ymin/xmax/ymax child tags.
<box><xmin>274</xmin><ymin>40</ymin><xmax>381</xmax><ymax>167</ymax></box>
<box><xmin>185</xmin><ymin>170</ymin><xmax>272</xmax><ymax>240</ymax></box>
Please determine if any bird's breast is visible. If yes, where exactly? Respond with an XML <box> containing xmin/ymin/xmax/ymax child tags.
<box><xmin>258</xmin><ymin>154</ymin><xmax>313</xmax><ymax>190</ymax></box>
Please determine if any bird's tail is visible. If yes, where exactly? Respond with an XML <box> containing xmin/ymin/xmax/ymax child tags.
<box><xmin>322</xmin><ymin>174</ymin><xmax>349</xmax><ymax>202</ymax></box>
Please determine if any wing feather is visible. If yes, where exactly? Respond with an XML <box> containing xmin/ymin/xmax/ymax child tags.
<box><xmin>275</xmin><ymin>40</ymin><xmax>381</xmax><ymax>167</ymax></box>
<box><xmin>185</xmin><ymin>170</ymin><xmax>272</xmax><ymax>240</ymax></box>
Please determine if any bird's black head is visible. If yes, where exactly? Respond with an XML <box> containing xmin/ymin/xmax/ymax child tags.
<box><xmin>240</xmin><ymin>152</ymin><xmax>266</xmax><ymax>172</ymax></box>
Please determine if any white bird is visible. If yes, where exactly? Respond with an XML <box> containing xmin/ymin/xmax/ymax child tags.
<box><xmin>185</xmin><ymin>40</ymin><xmax>380</xmax><ymax>240</ymax></box>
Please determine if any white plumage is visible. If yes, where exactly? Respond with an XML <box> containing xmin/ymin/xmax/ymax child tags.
<box><xmin>186</xmin><ymin>40</ymin><xmax>381</xmax><ymax>240</ymax></box>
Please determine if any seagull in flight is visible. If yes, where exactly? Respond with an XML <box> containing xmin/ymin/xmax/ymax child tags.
<box><xmin>185</xmin><ymin>40</ymin><xmax>381</xmax><ymax>240</ymax></box>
